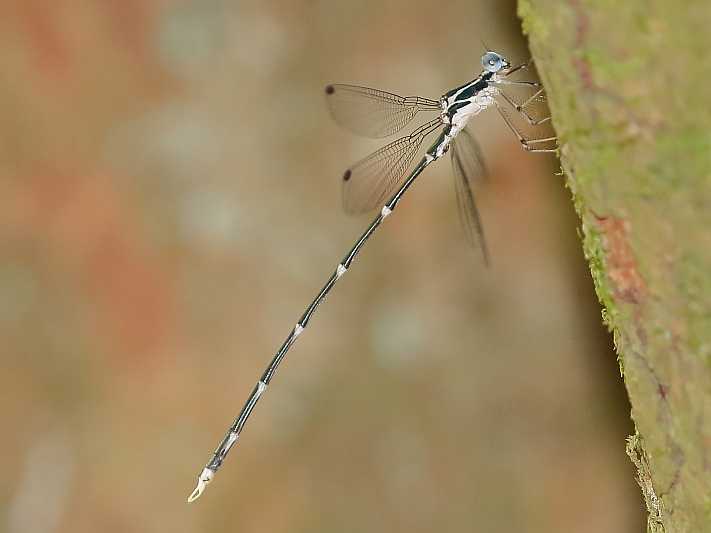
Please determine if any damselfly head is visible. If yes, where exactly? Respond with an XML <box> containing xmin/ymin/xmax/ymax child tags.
<box><xmin>481</xmin><ymin>51</ymin><xmax>509</xmax><ymax>73</ymax></box>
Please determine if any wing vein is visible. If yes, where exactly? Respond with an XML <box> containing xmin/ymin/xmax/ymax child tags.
<box><xmin>326</xmin><ymin>84</ymin><xmax>440</xmax><ymax>138</ymax></box>
<box><xmin>342</xmin><ymin>117</ymin><xmax>443</xmax><ymax>213</ymax></box>
<box><xmin>450</xmin><ymin>128</ymin><xmax>490</xmax><ymax>265</ymax></box>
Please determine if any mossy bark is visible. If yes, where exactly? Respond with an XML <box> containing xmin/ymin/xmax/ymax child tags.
<box><xmin>517</xmin><ymin>1</ymin><xmax>711</xmax><ymax>531</ymax></box>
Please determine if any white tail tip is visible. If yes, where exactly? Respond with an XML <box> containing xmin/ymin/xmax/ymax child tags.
<box><xmin>187</xmin><ymin>468</ymin><xmax>214</xmax><ymax>503</ymax></box>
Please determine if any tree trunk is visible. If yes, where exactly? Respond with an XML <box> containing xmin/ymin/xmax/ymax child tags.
<box><xmin>517</xmin><ymin>2</ymin><xmax>711</xmax><ymax>531</ymax></box>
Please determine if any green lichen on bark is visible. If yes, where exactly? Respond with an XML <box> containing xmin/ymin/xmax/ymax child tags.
<box><xmin>518</xmin><ymin>1</ymin><xmax>711</xmax><ymax>531</ymax></box>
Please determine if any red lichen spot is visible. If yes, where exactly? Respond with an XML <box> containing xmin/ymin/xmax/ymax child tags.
<box><xmin>658</xmin><ymin>384</ymin><xmax>668</xmax><ymax>400</ymax></box>
<box><xmin>596</xmin><ymin>216</ymin><xmax>647</xmax><ymax>304</ymax></box>
<box><xmin>570</xmin><ymin>0</ymin><xmax>590</xmax><ymax>48</ymax></box>
<box><xmin>569</xmin><ymin>0</ymin><xmax>596</xmax><ymax>90</ymax></box>
<box><xmin>572</xmin><ymin>56</ymin><xmax>596</xmax><ymax>91</ymax></box>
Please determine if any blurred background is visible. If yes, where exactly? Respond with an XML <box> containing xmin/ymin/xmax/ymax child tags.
<box><xmin>0</xmin><ymin>1</ymin><xmax>644</xmax><ymax>532</ymax></box>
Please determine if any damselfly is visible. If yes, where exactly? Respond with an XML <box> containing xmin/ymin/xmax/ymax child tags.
<box><xmin>188</xmin><ymin>50</ymin><xmax>556</xmax><ymax>502</ymax></box>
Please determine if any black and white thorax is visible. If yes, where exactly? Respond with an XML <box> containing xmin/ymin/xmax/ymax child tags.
<box><xmin>431</xmin><ymin>71</ymin><xmax>499</xmax><ymax>160</ymax></box>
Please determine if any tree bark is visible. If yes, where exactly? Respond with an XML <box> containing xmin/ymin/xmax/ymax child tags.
<box><xmin>517</xmin><ymin>2</ymin><xmax>711</xmax><ymax>531</ymax></box>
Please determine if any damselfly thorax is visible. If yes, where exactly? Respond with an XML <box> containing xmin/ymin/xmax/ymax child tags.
<box><xmin>434</xmin><ymin>72</ymin><xmax>500</xmax><ymax>159</ymax></box>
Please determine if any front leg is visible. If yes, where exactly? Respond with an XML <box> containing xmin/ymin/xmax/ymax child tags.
<box><xmin>494</xmin><ymin>79</ymin><xmax>542</xmax><ymax>89</ymax></box>
<box><xmin>502</xmin><ymin>57</ymin><xmax>534</xmax><ymax>77</ymax></box>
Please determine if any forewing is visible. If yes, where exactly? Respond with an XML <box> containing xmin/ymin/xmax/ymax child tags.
<box><xmin>325</xmin><ymin>84</ymin><xmax>440</xmax><ymax>139</ymax></box>
<box><xmin>450</xmin><ymin>127</ymin><xmax>490</xmax><ymax>265</ymax></box>
<box><xmin>342</xmin><ymin>118</ymin><xmax>442</xmax><ymax>214</ymax></box>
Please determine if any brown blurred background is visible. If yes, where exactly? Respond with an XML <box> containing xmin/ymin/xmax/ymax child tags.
<box><xmin>0</xmin><ymin>1</ymin><xmax>644</xmax><ymax>532</ymax></box>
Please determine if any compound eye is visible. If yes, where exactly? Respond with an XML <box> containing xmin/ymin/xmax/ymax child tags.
<box><xmin>482</xmin><ymin>52</ymin><xmax>503</xmax><ymax>73</ymax></box>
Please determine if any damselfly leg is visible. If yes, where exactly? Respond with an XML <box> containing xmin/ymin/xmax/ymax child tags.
<box><xmin>492</xmin><ymin>62</ymin><xmax>557</xmax><ymax>153</ymax></box>
<box><xmin>495</xmin><ymin>101</ymin><xmax>558</xmax><ymax>153</ymax></box>
<box><xmin>498</xmin><ymin>88</ymin><xmax>551</xmax><ymax>126</ymax></box>
<box><xmin>501</xmin><ymin>57</ymin><xmax>534</xmax><ymax>77</ymax></box>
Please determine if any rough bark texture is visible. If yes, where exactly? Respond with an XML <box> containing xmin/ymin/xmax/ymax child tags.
<box><xmin>518</xmin><ymin>2</ymin><xmax>711</xmax><ymax>532</ymax></box>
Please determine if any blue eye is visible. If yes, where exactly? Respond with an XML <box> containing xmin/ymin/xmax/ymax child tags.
<box><xmin>482</xmin><ymin>52</ymin><xmax>504</xmax><ymax>73</ymax></box>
